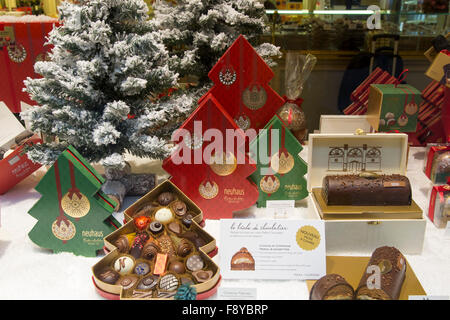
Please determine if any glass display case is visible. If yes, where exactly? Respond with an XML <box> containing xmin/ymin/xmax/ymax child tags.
<box><xmin>262</xmin><ymin>0</ymin><xmax>449</xmax><ymax>53</ymax></box>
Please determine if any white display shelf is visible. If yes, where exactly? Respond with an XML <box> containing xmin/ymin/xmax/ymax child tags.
<box><xmin>0</xmin><ymin>147</ymin><xmax>449</xmax><ymax>299</ymax></box>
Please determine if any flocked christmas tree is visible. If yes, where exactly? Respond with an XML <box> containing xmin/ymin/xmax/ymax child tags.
<box><xmin>22</xmin><ymin>0</ymin><xmax>193</xmax><ymax>168</ymax></box>
<box><xmin>150</xmin><ymin>0</ymin><xmax>281</xmax><ymax>112</ymax></box>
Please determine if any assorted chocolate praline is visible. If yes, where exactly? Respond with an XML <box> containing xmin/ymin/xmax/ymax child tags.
<box><xmin>159</xmin><ymin>274</ymin><xmax>179</xmax><ymax>292</ymax></box>
<box><xmin>186</xmin><ymin>254</ymin><xmax>204</xmax><ymax>272</ymax></box>
<box><xmin>149</xmin><ymin>221</ymin><xmax>164</xmax><ymax>234</ymax></box>
<box><xmin>176</xmin><ymin>239</ymin><xmax>193</xmax><ymax>257</ymax></box>
<box><xmin>136</xmin><ymin>275</ymin><xmax>159</xmax><ymax>291</ymax></box>
<box><xmin>192</xmin><ymin>270</ymin><xmax>213</xmax><ymax>283</ymax></box>
<box><xmin>171</xmin><ymin>200</ymin><xmax>187</xmax><ymax>217</ymax></box>
<box><xmin>168</xmin><ymin>221</ymin><xmax>182</xmax><ymax>235</ymax></box>
<box><xmin>142</xmin><ymin>240</ymin><xmax>160</xmax><ymax>260</ymax></box>
<box><xmin>98</xmin><ymin>268</ymin><xmax>120</xmax><ymax>285</ymax></box>
<box><xmin>169</xmin><ymin>260</ymin><xmax>186</xmax><ymax>274</ymax></box>
<box><xmin>118</xmin><ymin>275</ymin><xmax>139</xmax><ymax>290</ymax></box>
<box><xmin>158</xmin><ymin>192</ymin><xmax>175</xmax><ymax>206</ymax></box>
<box><xmin>114</xmin><ymin>235</ymin><xmax>130</xmax><ymax>253</ymax></box>
<box><xmin>134</xmin><ymin>262</ymin><xmax>150</xmax><ymax>276</ymax></box>
<box><xmin>182</xmin><ymin>214</ymin><xmax>193</xmax><ymax>229</ymax></box>
<box><xmin>100</xmin><ymin>190</ymin><xmax>217</xmax><ymax>299</ymax></box>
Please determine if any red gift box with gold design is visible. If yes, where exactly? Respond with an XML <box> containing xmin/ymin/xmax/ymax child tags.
<box><xmin>163</xmin><ymin>94</ymin><xmax>259</xmax><ymax>220</ymax></box>
<box><xmin>0</xmin><ymin>19</ymin><xmax>59</xmax><ymax>113</ymax></box>
<box><xmin>202</xmin><ymin>35</ymin><xmax>284</xmax><ymax>131</ymax></box>
<box><xmin>0</xmin><ymin>103</ymin><xmax>41</xmax><ymax>194</ymax></box>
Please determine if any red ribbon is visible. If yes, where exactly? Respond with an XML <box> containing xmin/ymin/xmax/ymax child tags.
<box><xmin>283</xmin><ymin>96</ymin><xmax>304</xmax><ymax>110</ymax></box>
<box><xmin>431</xmin><ymin>183</ymin><xmax>450</xmax><ymax>221</ymax></box>
<box><xmin>279</xmin><ymin>126</ymin><xmax>289</xmax><ymax>159</ymax></box>
<box><xmin>395</xmin><ymin>69</ymin><xmax>409</xmax><ymax>88</ymax></box>
<box><xmin>263</xmin><ymin>125</ymin><xmax>276</xmax><ymax>196</ymax></box>
<box><xmin>67</xmin><ymin>160</ymin><xmax>82</xmax><ymax>200</ymax></box>
<box><xmin>54</xmin><ymin>160</ymin><xmax>70</xmax><ymax>240</ymax></box>
<box><xmin>441</xmin><ymin>49</ymin><xmax>450</xmax><ymax>56</ymax></box>
<box><xmin>267</xmin><ymin>125</ymin><xmax>273</xmax><ymax>173</ymax></box>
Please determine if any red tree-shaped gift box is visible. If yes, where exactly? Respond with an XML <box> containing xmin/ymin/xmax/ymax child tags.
<box><xmin>202</xmin><ymin>35</ymin><xmax>284</xmax><ymax>131</ymax></box>
<box><xmin>162</xmin><ymin>94</ymin><xmax>259</xmax><ymax>219</ymax></box>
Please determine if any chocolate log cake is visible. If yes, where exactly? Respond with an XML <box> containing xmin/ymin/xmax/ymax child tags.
<box><xmin>230</xmin><ymin>247</ymin><xmax>255</xmax><ymax>271</ymax></box>
<box><xmin>310</xmin><ymin>274</ymin><xmax>354</xmax><ymax>300</ymax></box>
<box><xmin>322</xmin><ymin>174</ymin><xmax>412</xmax><ymax>206</ymax></box>
<box><xmin>355</xmin><ymin>246</ymin><xmax>406</xmax><ymax>300</ymax></box>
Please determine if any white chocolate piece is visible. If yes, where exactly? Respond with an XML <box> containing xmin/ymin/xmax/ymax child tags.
<box><xmin>154</xmin><ymin>207</ymin><xmax>174</xmax><ymax>224</ymax></box>
<box><xmin>114</xmin><ymin>256</ymin><xmax>135</xmax><ymax>275</ymax></box>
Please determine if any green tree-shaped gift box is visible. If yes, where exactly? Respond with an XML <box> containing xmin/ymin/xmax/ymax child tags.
<box><xmin>249</xmin><ymin>115</ymin><xmax>308</xmax><ymax>207</ymax></box>
<box><xmin>28</xmin><ymin>146</ymin><xmax>120</xmax><ymax>257</ymax></box>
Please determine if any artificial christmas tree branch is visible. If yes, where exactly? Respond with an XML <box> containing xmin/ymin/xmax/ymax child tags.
<box><xmin>22</xmin><ymin>0</ymin><xmax>184</xmax><ymax>168</ymax></box>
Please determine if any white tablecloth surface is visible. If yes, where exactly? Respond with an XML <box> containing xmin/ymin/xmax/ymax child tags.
<box><xmin>0</xmin><ymin>147</ymin><xmax>449</xmax><ymax>300</ymax></box>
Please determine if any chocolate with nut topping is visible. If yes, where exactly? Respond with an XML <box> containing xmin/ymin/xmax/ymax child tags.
<box><xmin>355</xmin><ymin>246</ymin><xmax>406</xmax><ymax>300</ymax></box>
<box><xmin>322</xmin><ymin>174</ymin><xmax>412</xmax><ymax>206</ymax></box>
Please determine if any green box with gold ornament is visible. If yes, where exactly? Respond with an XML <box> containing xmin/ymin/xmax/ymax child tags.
<box><xmin>367</xmin><ymin>84</ymin><xmax>422</xmax><ymax>133</ymax></box>
<box><xmin>249</xmin><ymin>115</ymin><xmax>308</xmax><ymax>207</ymax></box>
<box><xmin>27</xmin><ymin>146</ymin><xmax>120</xmax><ymax>257</ymax></box>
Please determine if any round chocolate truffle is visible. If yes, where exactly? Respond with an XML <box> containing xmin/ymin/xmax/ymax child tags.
<box><xmin>176</xmin><ymin>239</ymin><xmax>193</xmax><ymax>257</ymax></box>
<box><xmin>186</xmin><ymin>254</ymin><xmax>204</xmax><ymax>272</ymax></box>
<box><xmin>149</xmin><ymin>221</ymin><xmax>164</xmax><ymax>234</ymax></box>
<box><xmin>137</xmin><ymin>275</ymin><xmax>159</xmax><ymax>291</ymax></box>
<box><xmin>169</xmin><ymin>261</ymin><xmax>186</xmax><ymax>274</ymax></box>
<box><xmin>159</xmin><ymin>274</ymin><xmax>179</xmax><ymax>292</ymax></box>
<box><xmin>134</xmin><ymin>262</ymin><xmax>150</xmax><ymax>276</ymax></box>
<box><xmin>154</xmin><ymin>208</ymin><xmax>174</xmax><ymax>224</ymax></box>
<box><xmin>171</xmin><ymin>200</ymin><xmax>187</xmax><ymax>217</ymax></box>
<box><xmin>113</xmin><ymin>255</ymin><xmax>135</xmax><ymax>275</ymax></box>
<box><xmin>118</xmin><ymin>275</ymin><xmax>139</xmax><ymax>290</ymax></box>
<box><xmin>158</xmin><ymin>192</ymin><xmax>175</xmax><ymax>206</ymax></box>
<box><xmin>97</xmin><ymin>268</ymin><xmax>120</xmax><ymax>285</ymax></box>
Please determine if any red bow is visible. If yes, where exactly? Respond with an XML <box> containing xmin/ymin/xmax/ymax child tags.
<box><xmin>282</xmin><ymin>96</ymin><xmax>304</xmax><ymax>126</ymax></box>
<box><xmin>283</xmin><ymin>96</ymin><xmax>304</xmax><ymax>108</ymax></box>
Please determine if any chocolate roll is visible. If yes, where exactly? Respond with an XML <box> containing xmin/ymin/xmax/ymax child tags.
<box><xmin>322</xmin><ymin>174</ymin><xmax>412</xmax><ymax>206</ymax></box>
<box><xmin>309</xmin><ymin>274</ymin><xmax>354</xmax><ymax>300</ymax></box>
<box><xmin>355</xmin><ymin>246</ymin><xmax>407</xmax><ymax>300</ymax></box>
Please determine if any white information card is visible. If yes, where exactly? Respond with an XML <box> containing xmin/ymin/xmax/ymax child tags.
<box><xmin>220</xmin><ymin>219</ymin><xmax>326</xmax><ymax>280</ymax></box>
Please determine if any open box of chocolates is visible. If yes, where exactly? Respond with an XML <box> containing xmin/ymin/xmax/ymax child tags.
<box><xmin>92</xmin><ymin>180</ymin><xmax>221</xmax><ymax>300</ymax></box>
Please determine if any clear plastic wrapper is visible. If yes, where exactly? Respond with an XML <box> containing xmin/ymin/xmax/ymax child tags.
<box><xmin>277</xmin><ymin>52</ymin><xmax>317</xmax><ymax>142</ymax></box>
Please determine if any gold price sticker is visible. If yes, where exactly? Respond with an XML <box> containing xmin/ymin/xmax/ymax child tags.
<box><xmin>296</xmin><ymin>225</ymin><xmax>321</xmax><ymax>251</ymax></box>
